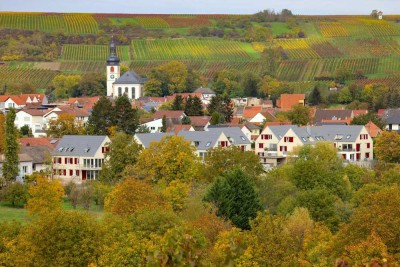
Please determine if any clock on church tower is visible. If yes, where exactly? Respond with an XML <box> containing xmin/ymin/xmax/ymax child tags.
<box><xmin>106</xmin><ymin>39</ymin><xmax>120</xmax><ymax>97</ymax></box>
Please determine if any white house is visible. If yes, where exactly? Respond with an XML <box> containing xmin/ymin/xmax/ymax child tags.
<box><xmin>43</xmin><ymin>106</ymin><xmax>90</xmax><ymax>128</ymax></box>
<box><xmin>51</xmin><ymin>135</ymin><xmax>111</xmax><ymax>184</ymax></box>
<box><xmin>255</xmin><ymin>125</ymin><xmax>373</xmax><ymax>169</ymax></box>
<box><xmin>139</xmin><ymin>118</ymin><xmax>163</xmax><ymax>133</ymax></box>
<box><xmin>15</xmin><ymin>109</ymin><xmax>48</xmax><ymax>137</ymax></box>
<box><xmin>0</xmin><ymin>154</ymin><xmax>33</xmax><ymax>179</ymax></box>
<box><xmin>135</xmin><ymin>127</ymin><xmax>251</xmax><ymax>161</ymax></box>
<box><xmin>193</xmin><ymin>87</ymin><xmax>216</xmax><ymax>105</ymax></box>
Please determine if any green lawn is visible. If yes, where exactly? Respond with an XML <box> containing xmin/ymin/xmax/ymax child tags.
<box><xmin>0</xmin><ymin>199</ymin><xmax>104</xmax><ymax>224</ymax></box>
<box><xmin>270</xmin><ymin>22</ymin><xmax>291</xmax><ymax>36</ymax></box>
<box><xmin>0</xmin><ymin>202</ymin><xmax>28</xmax><ymax>223</ymax></box>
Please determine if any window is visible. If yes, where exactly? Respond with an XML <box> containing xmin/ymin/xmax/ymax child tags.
<box><xmin>343</xmin><ymin>144</ymin><xmax>353</xmax><ymax>151</ymax></box>
<box><xmin>76</xmin><ymin>170</ymin><xmax>80</xmax><ymax>176</ymax></box>
<box><xmin>110</xmin><ymin>66</ymin><xmax>114</xmax><ymax>73</ymax></box>
<box><xmin>366</xmin><ymin>152</ymin><xmax>370</xmax><ymax>158</ymax></box>
<box><xmin>261</xmin><ymin>134</ymin><xmax>272</xmax><ymax>140</ymax></box>
<box><xmin>70</xmin><ymin>170</ymin><xmax>73</xmax><ymax>176</ymax></box>
<box><xmin>206</xmin><ymin>142</ymin><xmax>211</xmax><ymax>147</ymax></box>
<box><xmin>284</xmin><ymin>137</ymin><xmax>293</xmax><ymax>142</ymax></box>
<box><xmin>258</xmin><ymin>143</ymin><xmax>264</xmax><ymax>149</ymax></box>
<box><xmin>367</xmin><ymin>143</ymin><xmax>370</xmax><ymax>149</ymax></box>
<box><xmin>65</xmin><ymin>158</ymin><xmax>67</xmax><ymax>164</ymax></box>
<box><xmin>118</xmin><ymin>87</ymin><xmax>122</xmax><ymax>96</ymax></box>
<box><xmin>360</xmin><ymin>134</ymin><xmax>368</xmax><ymax>140</ymax></box>
<box><xmin>125</xmin><ymin>87</ymin><xmax>128</xmax><ymax>95</ymax></box>
<box><xmin>334</xmin><ymin>134</ymin><xmax>343</xmax><ymax>140</ymax></box>
<box><xmin>132</xmin><ymin>87</ymin><xmax>136</xmax><ymax>99</ymax></box>
<box><xmin>302</xmin><ymin>137</ymin><xmax>307</xmax><ymax>142</ymax></box>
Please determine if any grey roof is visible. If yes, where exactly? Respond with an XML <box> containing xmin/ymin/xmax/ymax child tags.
<box><xmin>114</xmin><ymin>71</ymin><xmax>147</xmax><ymax>85</ymax></box>
<box><xmin>383</xmin><ymin>109</ymin><xmax>400</xmax><ymax>124</ymax></box>
<box><xmin>194</xmin><ymin>87</ymin><xmax>215</xmax><ymax>94</ymax></box>
<box><xmin>178</xmin><ymin>131</ymin><xmax>224</xmax><ymax>150</ymax></box>
<box><xmin>268</xmin><ymin>125</ymin><xmax>364</xmax><ymax>144</ymax></box>
<box><xmin>244</xmin><ymin>121</ymin><xmax>259</xmax><ymax>130</ymax></box>
<box><xmin>135</xmin><ymin>133</ymin><xmax>172</xmax><ymax>148</ymax></box>
<box><xmin>20</xmin><ymin>146</ymin><xmax>52</xmax><ymax>164</ymax></box>
<box><xmin>314</xmin><ymin>109</ymin><xmax>352</xmax><ymax>124</ymax></box>
<box><xmin>268</xmin><ymin>125</ymin><xmax>293</xmax><ymax>139</ymax></box>
<box><xmin>208</xmin><ymin>127</ymin><xmax>251</xmax><ymax>145</ymax></box>
<box><xmin>52</xmin><ymin>135</ymin><xmax>109</xmax><ymax>157</ymax></box>
<box><xmin>0</xmin><ymin>154</ymin><xmax>33</xmax><ymax>163</ymax></box>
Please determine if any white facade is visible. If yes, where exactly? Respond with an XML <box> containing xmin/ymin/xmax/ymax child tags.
<box><xmin>52</xmin><ymin>136</ymin><xmax>111</xmax><ymax>184</ymax></box>
<box><xmin>112</xmin><ymin>83</ymin><xmax>144</xmax><ymax>99</ymax></box>
<box><xmin>140</xmin><ymin>119</ymin><xmax>163</xmax><ymax>133</ymax></box>
<box><xmin>15</xmin><ymin>110</ymin><xmax>47</xmax><ymax>137</ymax></box>
<box><xmin>107</xmin><ymin>65</ymin><xmax>120</xmax><ymax>96</ymax></box>
<box><xmin>255</xmin><ymin>125</ymin><xmax>374</xmax><ymax>169</ymax></box>
<box><xmin>250</xmin><ymin>113</ymin><xmax>267</xmax><ymax>124</ymax></box>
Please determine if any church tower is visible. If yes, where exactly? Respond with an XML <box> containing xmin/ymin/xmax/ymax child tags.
<box><xmin>106</xmin><ymin>38</ymin><xmax>120</xmax><ymax>97</ymax></box>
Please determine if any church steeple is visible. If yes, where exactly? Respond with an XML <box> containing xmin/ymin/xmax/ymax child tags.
<box><xmin>107</xmin><ymin>37</ymin><xmax>120</xmax><ymax>66</ymax></box>
<box><xmin>106</xmin><ymin>37</ymin><xmax>121</xmax><ymax>97</ymax></box>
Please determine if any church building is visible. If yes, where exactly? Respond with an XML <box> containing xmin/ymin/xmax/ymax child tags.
<box><xmin>106</xmin><ymin>40</ymin><xmax>147</xmax><ymax>99</ymax></box>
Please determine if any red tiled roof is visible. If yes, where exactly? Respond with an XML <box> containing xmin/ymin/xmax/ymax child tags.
<box><xmin>167</xmin><ymin>124</ymin><xmax>193</xmax><ymax>135</ymax></box>
<box><xmin>18</xmin><ymin>109</ymin><xmax>49</xmax><ymax>116</ymax></box>
<box><xmin>263</xmin><ymin>121</ymin><xmax>292</xmax><ymax>130</ymax></box>
<box><xmin>365</xmin><ymin>121</ymin><xmax>382</xmax><ymax>138</ymax></box>
<box><xmin>153</xmin><ymin>110</ymin><xmax>185</xmax><ymax>119</ymax></box>
<box><xmin>279</xmin><ymin>94</ymin><xmax>305</xmax><ymax>111</ymax></box>
<box><xmin>377</xmin><ymin>109</ymin><xmax>386</xmax><ymax>118</ymax></box>
<box><xmin>19</xmin><ymin>137</ymin><xmax>60</xmax><ymax>148</ymax></box>
<box><xmin>188</xmin><ymin>116</ymin><xmax>211</xmax><ymax>127</ymax></box>
<box><xmin>19</xmin><ymin>94</ymin><xmax>45</xmax><ymax>102</ymax></box>
<box><xmin>47</xmin><ymin>105</ymin><xmax>90</xmax><ymax>117</ymax></box>
<box><xmin>352</xmin><ymin>109</ymin><xmax>368</xmax><ymax>117</ymax></box>
<box><xmin>243</xmin><ymin>106</ymin><xmax>262</xmax><ymax>119</ymax></box>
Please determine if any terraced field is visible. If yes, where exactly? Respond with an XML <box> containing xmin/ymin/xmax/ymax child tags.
<box><xmin>0</xmin><ymin>66</ymin><xmax>57</xmax><ymax>89</ymax></box>
<box><xmin>131</xmin><ymin>39</ymin><xmax>259</xmax><ymax>61</ymax></box>
<box><xmin>61</xmin><ymin>45</ymin><xmax>131</xmax><ymax>61</ymax></box>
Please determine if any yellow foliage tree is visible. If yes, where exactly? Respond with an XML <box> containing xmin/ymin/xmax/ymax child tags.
<box><xmin>46</xmin><ymin>113</ymin><xmax>85</xmax><ymax>138</ymax></box>
<box><xmin>26</xmin><ymin>176</ymin><xmax>64</xmax><ymax>216</ymax></box>
<box><xmin>104</xmin><ymin>178</ymin><xmax>169</xmax><ymax>216</ymax></box>
<box><xmin>162</xmin><ymin>180</ymin><xmax>191</xmax><ymax>212</ymax></box>
<box><xmin>134</xmin><ymin>135</ymin><xmax>201</xmax><ymax>184</ymax></box>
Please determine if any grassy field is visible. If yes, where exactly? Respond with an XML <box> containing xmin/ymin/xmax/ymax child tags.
<box><xmin>0</xmin><ymin>199</ymin><xmax>104</xmax><ymax>224</ymax></box>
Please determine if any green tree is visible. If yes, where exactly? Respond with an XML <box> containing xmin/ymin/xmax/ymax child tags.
<box><xmin>161</xmin><ymin>115</ymin><xmax>167</xmax><ymax>133</ymax></box>
<box><xmin>86</xmin><ymin>96</ymin><xmax>114</xmax><ymax>135</ymax></box>
<box><xmin>171</xmin><ymin>95</ymin><xmax>184</xmax><ymax>110</ymax></box>
<box><xmin>114</xmin><ymin>95</ymin><xmax>139</xmax><ymax>134</ymax></box>
<box><xmin>146</xmin><ymin>61</ymin><xmax>188</xmax><ymax>96</ymax></box>
<box><xmin>350</xmin><ymin>112</ymin><xmax>386</xmax><ymax>130</ymax></box>
<box><xmin>99</xmin><ymin>132</ymin><xmax>142</xmax><ymax>185</ymax></box>
<box><xmin>203</xmin><ymin>146</ymin><xmax>264</xmax><ymax>182</ymax></box>
<box><xmin>295</xmin><ymin>188</ymin><xmax>341</xmax><ymax>232</ymax></box>
<box><xmin>1</xmin><ymin>182</ymin><xmax>29</xmax><ymax>207</ymax></box>
<box><xmin>2</xmin><ymin>108</ymin><xmax>19</xmax><ymax>183</ymax></box>
<box><xmin>212</xmin><ymin>69</ymin><xmax>242</xmax><ymax>96</ymax></box>
<box><xmin>338</xmin><ymin>87</ymin><xmax>353</xmax><ymax>104</ymax></box>
<box><xmin>286</xmin><ymin>104</ymin><xmax>311</xmax><ymax>126</ymax></box>
<box><xmin>374</xmin><ymin>131</ymin><xmax>400</xmax><ymax>163</ymax></box>
<box><xmin>184</xmin><ymin>95</ymin><xmax>204</xmax><ymax>116</ymax></box>
<box><xmin>0</xmin><ymin>113</ymin><xmax>5</xmax><ymax>154</ymax></box>
<box><xmin>77</xmin><ymin>73</ymin><xmax>106</xmax><ymax>96</ymax></box>
<box><xmin>260</xmin><ymin>48</ymin><xmax>282</xmax><ymax>78</ymax></box>
<box><xmin>309</xmin><ymin>86</ymin><xmax>322</xmax><ymax>106</ymax></box>
<box><xmin>241</xmin><ymin>71</ymin><xmax>260</xmax><ymax>97</ymax></box>
<box><xmin>291</xmin><ymin>142</ymin><xmax>349</xmax><ymax>200</ymax></box>
<box><xmin>204</xmin><ymin>168</ymin><xmax>262</xmax><ymax>230</ymax></box>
